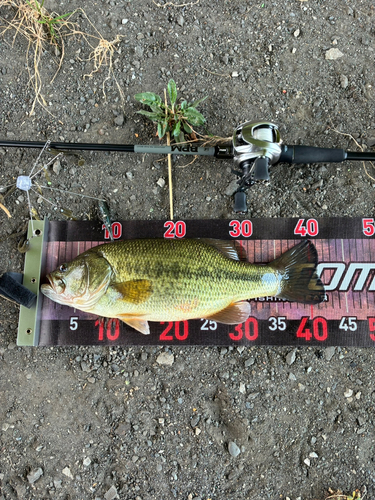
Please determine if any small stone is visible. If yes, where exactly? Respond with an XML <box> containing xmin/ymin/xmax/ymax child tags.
<box><xmin>54</xmin><ymin>480</ymin><xmax>62</xmax><ymax>489</ymax></box>
<box><xmin>304</xmin><ymin>458</ymin><xmax>311</xmax><ymax>466</ymax></box>
<box><xmin>190</xmin><ymin>415</ymin><xmax>200</xmax><ymax>428</ymax></box>
<box><xmin>157</xmin><ymin>177</ymin><xmax>166</xmax><ymax>188</ymax></box>
<box><xmin>121</xmin><ymin>19</ymin><xmax>128</xmax><ymax>25</ymax></box>
<box><xmin>340</xmin><ymin>74</ymin><xmax>349</xmax><ymax>89</ymax></box>
<box><xmin>344</xmin><ymin>388</ymin><xmax>353</xmax><ymax>398</ymax></box>
<box><xmin>83</xmin><ymin>457</ymin><xmax>91</xmax><ymax>466</ymax></box>
<box><xmin>228</xmin><ymin>441</ymin><xmax>241</xmax><ymax>457</ymax></box>
<box><xmin>356</xmin><ymin>391</ymin><xmax>361</xmax><ymax>400</ymax></box>
<box><xmin>62</xmin><ymin>467</ymin><xmax>74</xmax><ymax>479</ymax></box>
<box><xmin>156</xmin><ymin>352</ymin><xmax>174</xmax><ymax>366</ymax></box>
<box><xmin>53</xmin><ymin>159</ymin><xmax>61</xmax><ymax>175</ymax></box>
<box><xmin>195</xmin><ymin>427</ymin><xmax>202</xmax><ymax>436</ymax></box>
<box><xmin>104</xmin><ymin>485</ymin><xmax>118</xmax><ymax>500</ymax></box>
<box><xmin>286</xmin><ymin>348</ymin><xmax>297</xmax><ymax>365</ymax></box>
<box><xmin>27</xmin><ymin>467</ymin><xmax>43</xmax><ymax>484</ymax></box>
<box><xmin>177</xmin><ymin>15</ymin><xmax>184</xmax><ymax>27</ymax></box>
<box><xmin>293</xmin><ymin>28</ymin><xmax>300</xmax><ymax>37</ymax></box>
<box><xmin>309</xmin><ymin>452</ymin><xmax>318</xmax><ymax>458</ymax></box>
<box><xmin>114</xmin><ymin>114</ymin><xmax>124</xmax><ymax>126</ymax></box>
<box><xmin>244</xmin><ymin>357</ymin><xmax>255</xmax><ymax>367</ymax></box>
<box><xmin>288</xmin><ymin>373</ymin><xmax>297</xmax><ymax>381</ymax></box>
<box><xmin>126</xmin><ymin>171</ymin><xmax>133</xmax><ymax>181</ymax></box>
<box><xmin>239</xmin><ymin>382</ymin><xmax>246</xmax><ymax>394</ymax></box>
<box><xmin>2</xmin><ymin>423</ymin><xmax>10</xmax><ymax>431</ymax></box>
<box><xmin>225</xmin><ymin>179</ymin><xmax>240</xmax><ymax>196</ymax></box>
<box><xmin>87</xmin><ymin>377</ymin><xmax>95</xmax><ymax>384</ymax></box>
<box><xmin>325</xmin><ymin>48</ymin><xmax>344</xmax><ymax>60</ymax></box>
<box><xmin>324</xmin><ymin>346</ymin><xmax>335</xmax><ymax>361</ymax></box>
<box><xmin>231</xmin><ymin>71</ymin><xmax>239</xmax><ymax>78</ymax></box>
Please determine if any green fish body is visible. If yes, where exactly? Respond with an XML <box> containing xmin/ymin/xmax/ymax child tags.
<box><xmin>41</xmin><ymin>238</ymin><xmax>325</xmax><ymax>334</ymax></box>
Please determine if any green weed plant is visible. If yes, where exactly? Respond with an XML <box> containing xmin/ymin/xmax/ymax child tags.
<box><xmin>134</xmin><ymin>79</ymin><xmax>207</xmax><ymax>142</ymax></box>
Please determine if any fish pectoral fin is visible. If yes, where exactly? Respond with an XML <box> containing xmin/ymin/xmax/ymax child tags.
<box><xmin>113</xmin><ymin>279</ymin><xmax>153</xmax><ymax>304</ymax></box>
<box><xmin>116</xmin><ymin>314</ymin><xmax>150</xmax><ymax>335</ymax></box>
<box><xmin>206</xmin><ymin>301</ymin><xmax>250</xmax><ymax>325</ymax></box>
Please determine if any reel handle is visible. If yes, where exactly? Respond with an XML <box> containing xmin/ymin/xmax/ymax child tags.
<box><xmin>233</xmin><ymin>191</ymin><xmax>248</xmax><ymax>213</ymax></box>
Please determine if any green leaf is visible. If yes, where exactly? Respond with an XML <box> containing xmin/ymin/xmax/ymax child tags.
<box><xmin>180</xmin><ymin>100</ymin><xmax>188</xmax><ymax>110</ymax></box>
<box><xmin>172</xmin><ymin>120</ymin><xmax>181</xmax><ymax>139</ymax></box>
<box><xmin>134</xmin><ymin>92</ymin><xmax>162</xmax><ymax>106</ymax></box>
<box><xmin>184</xmin><ymin>107</ymin><xmax>206</xmax><ymax>126</ymax></box>
<box><xmin>149</xmin><ymin>104</ymin><xmax>164</xmax><ymax>114</ymax></box>
<box><xmin>179</xmin><ymin>131</ymin><xmax>185</xmax><ymax>143</ymax></box>
<box><xmin>158</xmin><ymin>120</ymin><xmax>168</xmax><ymax>139</ymax></box>
<box><xmin>190</xmin><ymin>96</ymin><xmax>208</xmax><ymax>108</ymax></box>
<box><xmin>183</xmin><ymin>122</ymin><xmax>193</xmax><ymax>134</ymax></box>
<box><xmin>167</xmin><ymin>79</ymin><xmax>177</xmax><ymax>107</ymax></box>
<box><xmin>137</xmin><ymin>110</ymin><xmax>164</xmax><ymax>121</ymax></box>
<box><xmin>52</xmin><ymin>12</ymin><xmax>73</xmax><ymax>21</ymax></box>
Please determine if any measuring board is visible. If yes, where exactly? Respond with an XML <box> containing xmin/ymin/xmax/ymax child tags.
<box><xmin>17</xmin><ymin>217</ymin><xmax>375</xmax><ymax>347</ymax></box>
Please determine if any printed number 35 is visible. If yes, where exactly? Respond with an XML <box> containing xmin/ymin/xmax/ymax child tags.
<box><xmin>268</xmin><ymin>316</ymin><xmax>286</xmax><ymax>331</ymax></box>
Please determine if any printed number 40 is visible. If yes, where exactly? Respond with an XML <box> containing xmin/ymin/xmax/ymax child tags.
<box><xmin>294</xmin><ymin>218</ymin><xmax>319</xmax><ymax>237</ymax></box>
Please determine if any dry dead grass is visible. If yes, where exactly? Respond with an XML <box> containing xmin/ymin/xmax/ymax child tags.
<box><xmin>0</xmin><ymin>1</ymin><xmax>123</xmax><ymax>115</ymax></box>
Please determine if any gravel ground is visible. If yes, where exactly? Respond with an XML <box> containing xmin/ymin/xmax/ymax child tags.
<box><xmin>0</xmin><ymin>0</ymin><xmax>375</xmax><ymax>499</ymax></box>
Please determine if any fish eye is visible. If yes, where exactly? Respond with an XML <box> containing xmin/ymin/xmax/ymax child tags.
<box><xmin>59</xmin><ymin>263</ymin><xmax>68</xmax><ymax>272</ymax></box>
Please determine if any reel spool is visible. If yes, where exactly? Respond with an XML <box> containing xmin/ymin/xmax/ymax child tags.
<box><xmin>232</xmin><ymin>121</ymin><xmax>282</xmax><ymax>212</ymax></box>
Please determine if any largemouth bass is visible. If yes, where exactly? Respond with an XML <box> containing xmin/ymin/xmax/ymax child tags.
<box><xmin>41</xmin><ymin>239</ymin><xmax>325</xmax><ymax>335</ymax></box>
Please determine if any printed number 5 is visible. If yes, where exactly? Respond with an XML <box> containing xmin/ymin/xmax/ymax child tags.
<box><xmin>70</xmin><ymin>316</ymin><xmax>79</xmax><ymax>331</ymax></box>
<box><xmin>363</xmin><ymin>218</ymin><xmax>375</xmax><ymax>237</ymax></box>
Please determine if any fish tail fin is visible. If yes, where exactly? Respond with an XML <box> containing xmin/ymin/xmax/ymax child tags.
<box><xmin>269</xmin><ymin>240</ymin><xmax>325</xmax><ymax>304</ymax></box>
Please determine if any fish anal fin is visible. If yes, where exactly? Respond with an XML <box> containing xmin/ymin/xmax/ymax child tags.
<box><xmin>114</xmin><ymin>279</ymin><xmax>153</xmax><ymax>304</ymax></box>
<box><xmin>117</xmin><ymin>314</ymin><xmax>150</xmax><ymax>335</ymax></box>
<box><xmin>206</xmin><ymin>301</ymin><xmax>250</xmax><ymax>325</ymax></box>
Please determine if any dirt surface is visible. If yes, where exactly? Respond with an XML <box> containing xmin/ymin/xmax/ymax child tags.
<box><xmin>1</xmin><ymin>0</ymin><xmax>375</xmax><ymax>499</ymax></box>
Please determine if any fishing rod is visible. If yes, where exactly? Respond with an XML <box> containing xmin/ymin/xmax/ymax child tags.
<box><xmin>1</xmin><ymin>121</ymin><xmax>374</xmax><ymax>212</ymax></box>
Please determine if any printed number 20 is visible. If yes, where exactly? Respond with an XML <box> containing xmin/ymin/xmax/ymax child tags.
<box><xmin>164</xmin><ymin>221</ymin><xmax>186</xmax><ymax>238</ymax></box>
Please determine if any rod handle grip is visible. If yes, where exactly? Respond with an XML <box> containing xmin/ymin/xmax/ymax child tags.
<box><xmin>279</xmin><ymin>145</ymin><xmax>347</xmax><ymax>164</ymax></box>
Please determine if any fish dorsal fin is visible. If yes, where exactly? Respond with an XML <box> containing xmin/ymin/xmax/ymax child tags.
<box><xmin>206</xmin><ymin>301</ymin><xmax>250</xmax><ymax>325</ymax></box>
<box><xmin>116</xmin><ymin>314</ymin><xmax>150</xmax><ymax>335</ymax></box>
<box><xmin>113</xmin><ymin>279</ymin><xmax>153</xmax><ymax>304</ymax></box>
<box><xmin>199</xmin><ymin>239</ymin><xmax>241</xmax><ymax>261</ymax></box>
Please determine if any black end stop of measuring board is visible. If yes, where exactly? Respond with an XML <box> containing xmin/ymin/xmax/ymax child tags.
<box><xmin>0</xmin><ymin>272</ymin><xmax>37</xmax><ymax>308</ymax></box>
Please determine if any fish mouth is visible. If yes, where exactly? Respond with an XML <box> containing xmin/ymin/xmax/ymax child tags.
<box><xmin>41</xmin><ymin>274</ymin><xmax>65</xmax><ymax>295</ymax></box>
